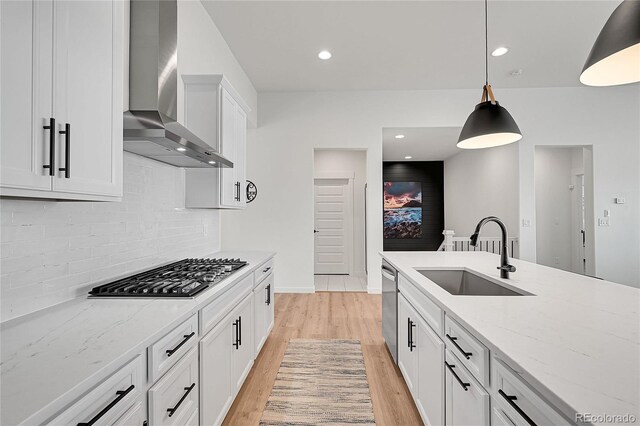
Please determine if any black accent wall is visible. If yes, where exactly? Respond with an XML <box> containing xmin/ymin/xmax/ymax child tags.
<box><xmin>383</xmin><ymin>161</ymin><xmax>444</xmax><ymax>251</ymax></box>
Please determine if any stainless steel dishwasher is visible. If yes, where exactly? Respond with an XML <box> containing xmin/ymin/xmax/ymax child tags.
<box><xmin>381</xmin><ymin>259</ymin><xmax>398</xmax><ymax>364</ymax></box>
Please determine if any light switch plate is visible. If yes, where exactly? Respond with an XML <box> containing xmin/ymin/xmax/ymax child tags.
<box><xmin>615</xmin><ymin>197</ymin><xmax>626</xmax><ymax>204</ymax></box>
<box><xmin>598</xmin><ymin>218</ymin><xmax>610</xmax><ymax>226</ymax></box>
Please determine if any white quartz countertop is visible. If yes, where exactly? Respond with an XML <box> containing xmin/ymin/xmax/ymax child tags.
<box><xmin>381</xmin><ymin>251</ymin><xmax>640</xmax><ymax>423</ymax></box>
<box><xmin>0</xmin><ymin>251</ymin><xmax>275</xmax><ymax>426</ymax></box>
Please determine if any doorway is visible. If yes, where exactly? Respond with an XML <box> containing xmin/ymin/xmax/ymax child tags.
<box><xmin>313</xmin><ymin>149</ymin><xmax>368</xmax><ymax>292</ymax></box>
<box><xmin>535</xmin><ymin>146</ymin><xmax>595</xmax><ymax>275</ymax></box>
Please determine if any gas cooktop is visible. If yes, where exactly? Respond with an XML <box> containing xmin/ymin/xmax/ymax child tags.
<box><xmin>88</xmin><ymin>258</ymin><xmax>247</xmax><ymax>298</ymax></box>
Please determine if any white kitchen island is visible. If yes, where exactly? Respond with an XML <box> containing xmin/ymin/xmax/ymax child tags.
<box><xmin>381</xmin><ymin>251</ymin><xmax>639</xmax><ymax>426</ymax></box>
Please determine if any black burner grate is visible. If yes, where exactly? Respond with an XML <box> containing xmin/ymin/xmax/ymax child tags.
<box><xmin>88</xmin><ymin>258</ymin><xmax>248</xmax><ymax>298</ymax></box>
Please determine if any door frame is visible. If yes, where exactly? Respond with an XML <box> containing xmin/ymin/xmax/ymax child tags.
<box><xmin>313</xmin><ymin>172</ymin><xmax>355</xmax><ymax>276</ymax></box>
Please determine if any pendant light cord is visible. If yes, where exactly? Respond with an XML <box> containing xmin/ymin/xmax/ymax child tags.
<box><xmin>485</xmin><ymin>0</ymin><xmax>489</xmax><ymax>86</ymax></box>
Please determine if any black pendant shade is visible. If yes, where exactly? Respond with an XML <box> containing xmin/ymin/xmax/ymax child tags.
<box><xmin>457</xmin><ymin>0</ymin><xmax>522</xmax><ymax>149</ymax></box>
<box><xmin>580</xmin><ymin>0</ymin><xmax>640</xmax><ymax>86</ymax></box>
<box><xmin>457</xmin><ymin>100</ymin><xmax>522</xmax><ymax>149</ymax></box>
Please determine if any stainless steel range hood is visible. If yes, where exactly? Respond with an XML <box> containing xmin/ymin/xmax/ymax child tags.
<box><xmin>124</xmin><ymin>0</ymin><xmax>232</xmax><ymax>168</ymax></box>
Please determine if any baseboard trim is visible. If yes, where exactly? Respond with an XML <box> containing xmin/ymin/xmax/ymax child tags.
<box><xmin>367</xmin><ymin>286</ymin><xmax>382</xmax><ymax>294</ymax></box>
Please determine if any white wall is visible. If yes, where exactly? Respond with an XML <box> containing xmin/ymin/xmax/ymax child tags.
<box><xmin>444</xmin><ymin>143</ymin><xmax>519</xmax><ymax>238</ymax></box>
<box><xmin>518</xmin><ymin>87</ymin><xmax>640</xmax><ymax>287</ymax></box>
<box><xmin>0</xmin><ymin>153</ymin><xmax>221</xmax><ymax>322</ymax></box>
<box><xmin>314</xmin><ymin>149</ymin><xmax>367</xmax><ymax>276</ymax></box>
<box><xmin>177</xmin><ymin>0</ymin><xmax>258</xmax><ymax>126</ymax></box>
<box><xmin>220</xmin><ymin>86</ymin><xmax>639</xmax><ymax>291</ymax></box>
<box><xmin>534</xmin><ymin>147</ymin><xmax>575</xmax><ymax>271</ymax></box>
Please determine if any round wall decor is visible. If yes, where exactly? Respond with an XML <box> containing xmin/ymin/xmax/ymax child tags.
<box><xmin>246</xmin><ymin>180</ymin><xmax>257</xmax><ymax>203</ymax></box>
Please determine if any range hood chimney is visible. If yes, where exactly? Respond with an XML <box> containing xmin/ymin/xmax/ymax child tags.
<box><xmin>123</xmin><ymin>0</ymin><xmax>232</xmax><ymax>168</ymax></box>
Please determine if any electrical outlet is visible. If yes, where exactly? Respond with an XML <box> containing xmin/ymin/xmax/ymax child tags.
<box><xmin>522</xmin><ymin>219</ymin><xmax>532</xmax><ymax>227</ymax></box>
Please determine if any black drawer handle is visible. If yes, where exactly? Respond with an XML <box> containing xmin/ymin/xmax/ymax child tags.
<box><xmin>409</xmin><ymin>319</ymin><xmax>416</xmax><ymax>351</ymax></box>
<box><xmin>445</xmin><ymin>362</ymin><xmax>470</xmax><ymax>391</ymax></box>
<box><xmin>446</xmin><ymin>334</ymin><xmax>472</xmax><ymax>359</ymax></box>
<box><xmin>167</xmin><ymin>383</ymin><xmax>195</xmax><ymax>418</ymax></box>
<box><xmin>499</xmin><ymin>389</ymin><xmax>537</xmax><ymax>426</ymax></box>
<box><xmin>266</xmin><ymin>283</ymin><xmax>271</xmax><ymax>305</ymax></box>
<box><xmin>238</xmin><ymin>315</ymin><xmax>242</xmax><ymax>346</ymax></box>
<box><xmin>43</xmin><ymin>117</ymin><xmax>55</xmax><ymax>176</ymax></box>
<box><xmin>77</xmin><ymin>384</ymin><xmax>135</xmax><ymax>425</ymax></box>
<box><xmin>58</xmin><ymin>123</ymin><xmax>70</xmax><ymax>178</ymax></box>
<box><xmin>262</xmin><ymin>266</ymin><xmax>271</xmax><ymax>273</ymax></box>
<box><xmin>233</xmin><ymin>319</ymin><xmax>239</xmax><ymax>349</ymax></box>
<box><xmin>166</xmin><ymin>332</ymin><xmax>195</xmax><ymax>357</ymax></box>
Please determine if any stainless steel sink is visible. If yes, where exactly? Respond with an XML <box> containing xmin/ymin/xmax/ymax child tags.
<box><xmin>416</xmin><ymin>269</ymin><xmax>532</xmax><ymax>296</ymax></box>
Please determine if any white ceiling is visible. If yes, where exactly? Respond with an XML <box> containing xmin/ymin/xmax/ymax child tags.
<box><xmin>383</xmin><ymin>127</ymin><xmax>462</xmax><ymax>161</ymax></box>
<box><xmin>202</xmin><ymin>1</ymin><xmax>618</xmax><ymax>92</ymax></box>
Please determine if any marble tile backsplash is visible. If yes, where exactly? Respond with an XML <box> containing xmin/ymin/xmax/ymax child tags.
<box><xmin>0</xmin><ymin>153</ymin><xmax>221</xmax><ymax>322</ymax></box>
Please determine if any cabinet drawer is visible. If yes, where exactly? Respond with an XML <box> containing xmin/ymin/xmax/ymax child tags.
<box><xmin>399</xmin><ymin>273</ymin><xmax>443</xmax><ymax>335</ymax></box>
<box><xmin>445</xmin><ymin>350</ymin><xmax>490</xmax><ymax>426</ymax></box>
<box><xmin>149</xmin><ymin>347</ymin><xmax>199</xmax><ymax>426</ymax></box>
<box><xmin>493</xmin><ymin>358</ymin><xmax>570</xmax><ymax>426</ymax></box>
<box><xmin>113</xmin><ymin>399</ymin><xmax>145</xmax><ymax>426</ymax></box>
<box><xmin>444</xmin><ymin>316</ymin><xmax>490</xmax><ymax>387</ymax></box>
<box><xmin>255</xmin><ymin>258</ymin><xmax>274</xmax><ymax>285</ymax></box>
<box><xmin>200</xmin><ymin>273</ymin><xmax>252</xmax><ymax>336</ymax></box>
<box><xmin>149</xmin><ymin>315</ymin><xmax>198</xmax><ymax>383</ymax></box>
<box><xmin>48</xmin><ymin>356</ymin><xmax>143</xmax><ymax>425</ymax></box>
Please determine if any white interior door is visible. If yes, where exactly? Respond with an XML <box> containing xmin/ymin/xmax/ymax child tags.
<box><xmin>314</xmin><ymin>178</ymin><xmax>351</xmax><ymax>275</ymax></box>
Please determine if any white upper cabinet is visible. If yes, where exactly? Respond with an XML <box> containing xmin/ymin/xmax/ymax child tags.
<box><xmin>0</xmin><ymin>0</ymin><xmax>123</xmax><ymax>201</ymax></box>
<box><xmin>183</xmin><ymin>75</ymin><xmax>249</xmax><ymax>209</ymax></box>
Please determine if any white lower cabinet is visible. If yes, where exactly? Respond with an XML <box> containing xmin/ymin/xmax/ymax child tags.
<box><xmin>48</xmin><ymin>356</ymin><xmax>144</xmax><ymax>425</ymax></box>
<box><xmin>231</xmin><ymin>294</ymin><xmax>254</xmax><ymax>391</ymax></box>
<box><xmin>398</xmin><ymin>293</ymin><xmax>445</xmax><ymax>426</ymax></box>
<box><xmin>114</xmin><ymin>400</ymin><xmax>146</xmax><ymax>426</ymax></box>
<box><xmin>148</xmin><ymin>347</ymin><xmax>199</xmax><ymax>426</ymax></box>
<box><xmin>414</xmin><ymin>313</ymin><xmax>445</xmax><ymax>426</ymax></box>
<box><xmin>200</xmin><ymin>293</ymin><xmax>254</xmax><ymax>426</ymax></box>
<box><xmin>200</xmin><ymin>310</ymin><xmax>235</xmax><ymax>426</ymax></box>
<box><xmin>445</xmin><ymin>350</ymin><xmax>490</xmax><ymax>426</ymax></box>
<box><xmin>253</xmin><ymin>271</ymin><xmax>274</xmax><ymax>355</ymax></box>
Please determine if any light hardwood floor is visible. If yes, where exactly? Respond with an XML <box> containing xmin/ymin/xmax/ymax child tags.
<box><xmin>314</xmin><ymin>274</ymin><xmax>368</xmax><ymax>292</ymax></box>
<box><xmin>222</xmin><ymin>293</ymin><xmax>422</xmax><ymax>426</ymax></box>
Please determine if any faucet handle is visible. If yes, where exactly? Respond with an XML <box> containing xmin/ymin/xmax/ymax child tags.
<box><xmin>498</xmin><ymin>264</ymin><xmax>516</xmax><ymax>273</ymax></box>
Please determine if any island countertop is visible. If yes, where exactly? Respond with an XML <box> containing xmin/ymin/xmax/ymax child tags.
<box><xmin>0</xmin><ymin>251</ymin><xmax>275</xmax><ymax>426</ymax></box>
<box><xmin>380</xmin><ymin>251</ymin><xmax>639</xmax><ymax>424</ymax></box>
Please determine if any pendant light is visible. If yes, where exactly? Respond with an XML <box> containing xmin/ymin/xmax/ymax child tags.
<box><xmin>457</xmin><ymin>0</ymin><xmax>522</xmax><ymax>149</ymax></box>
<box><xmin>580</xmin><ymin>0</ymin><xmax>640</xmax><ymax>87</ymax></box>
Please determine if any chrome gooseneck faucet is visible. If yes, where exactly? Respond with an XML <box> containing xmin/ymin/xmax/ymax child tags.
<box><xmin>470</xmin><ymin>216</ymin><xmax>516</xmax><ymax>279</ymax></box>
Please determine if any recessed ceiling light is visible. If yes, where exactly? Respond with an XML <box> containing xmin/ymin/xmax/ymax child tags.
<box><xmin>395</xmin><ymin>134</ymin><xmax>405</xmax><ymax>139</ymax></box>
<box><xmin>208</xmin><ymin>161</ymin><xmax>216</xmax><ymax>164</ymax></box>
<box><xmin>491</xmin><ymin>46</ymin><xmax>509</xmax><ymax>57</ymax></box>
<box><xmin>318</xmin><ymin>50</ymin><xmax>332</xmax><ymax>60</ymax></box>
<box><xmin>404</xmin><ymin>156</ymin><xmax>412</xmax><ymax>160</ymax></box>
<box><xmin>176</xmin><ymin>147</ymin><xmax>186</xmax><ymax>152</ymax></box>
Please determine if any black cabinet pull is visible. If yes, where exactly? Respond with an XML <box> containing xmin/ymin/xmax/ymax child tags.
<box><xmin>409</xmin><ymin>319</ymin><xmax>416</xmax><ymax>351</ymax></box>
<box><xmin>446</xmin><ymin>334</ymin><xmax>472</xmax><ymax>359</ymax></box>
<box><xmin>234</xmin><ymin>181</ymin><xmax>241</xmax><ymax>201</ymax></box>
<box><xmin>58</xmin><ymin>123</ymin><xmax>70</xmax><ymax>178</ymax></box>
<box><xmin>266</xmin><ymin>284</ymin><xmax>271</xmax><ymax>306</ymax></box>
<box><xmin>407</xmin><ymin>317</ymin><xmax>411</xmax><ymax>348</ymax></box>
<box><xmin>77</xmin><ymin>384</ymin><xmax>135</xmax><ymax>425</ymax></box>
<box><xmin>233</xmin><ymin>319</ymin><xmax>239</xmax><ymax>349</ymax></box>
<box><xmin>499</xmin><ymin>389</ymin><xmax>537</xmax><ymax>426</ymax></box>
<box><xmin>167</xmin><ymin>383</ymin><xmax>195</xmax><ymax>418</ymax></box>
<box><xmin>445</xmin><ymin>362</ymin><xmax>470</xmax><ymax>391</ymax></box>
<box><xmin>238</xmin><ymin>315</ymin><xmax>242</xmax><ymax>346</ymax></box>
<box><xmin>165</xmin><ymin>332</ymin><xmax>195</xmax><ymax>357</ymax></box>
<box><xmin>262</xmin><ymin>266</ymin><xmax>272</xmax><ymax>274</ymax></box>
<box><xmin>42</xmin><ymin>117</ymin><xmax>55</xmax><ymax>176</ymax></box>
